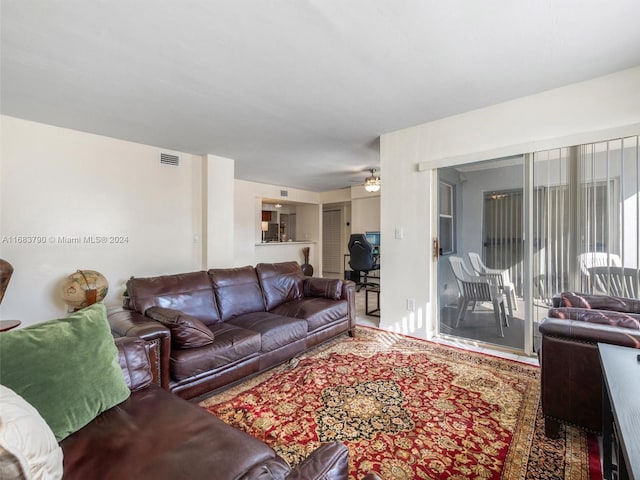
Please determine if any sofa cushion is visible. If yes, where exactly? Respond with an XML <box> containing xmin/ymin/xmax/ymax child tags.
<box><xmin>304</xmin><ymin>277</ymin><xmax>343</xmax><ymax>300</ymax></box>
<box><xmin>169</xmin><ymin>323</ymin><xmax>261</xmax><ymax>381</ymax></box>
<box><xmin>59</xmin><ymin>386</ymin><xmax>290</xmax><ymax>480</ymax></box>
<box><xmin>0</xmin><ymin>385</ymin><xmax>64</xmax><ymax>480</ymax></box>
<box><xmin>554</xmin><ymin>291</ymin><xmax>640</xmax><ymax>313</ymax></box>
<box><xmin>127</xmin><ymin>271</ymin><xmax>221</xmax><ymax>325</ymax></box>
<box><xmin>256</xmin><ymin>262</ymin><xmax>304</xmax><ymax>310</ymax></box>
<box><xmin>548</xmin><ymin>307</ymin><xmax>640</xmax><ymax>329</ymax></box>
<box><xmin>228</xmin><ymin>312</ymin><xmax>308</xmax><ymax>352</ymax></box>
<box><xmin>209</xmin><ymin>266</ymin><xmax>266</xmax><ymax>321</ymax></box>
<box><xmin>0</xmin><ymin>303</ymin><xmax>130</xmax><ymax>441</ymax></box>
<box><xmin>146</xmin><ymin>306</ymin><xmax>215</xmax><ymax>349</ymax></box>
<box><xmin>270</xmin><ymin>298</ymin><xmax>348</xmax><ymax>332</ymax></box>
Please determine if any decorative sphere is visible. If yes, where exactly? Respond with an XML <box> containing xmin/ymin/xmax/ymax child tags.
<box><xmin>61</xmin><ymin>270</ymin><xmax>109</xmax><ymax>309</ymax></box>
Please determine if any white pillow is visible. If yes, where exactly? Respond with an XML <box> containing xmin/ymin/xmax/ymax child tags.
<box><xmin>0</xmin><ymin>385</ymin><xmax>63</xmax><ymax>480</ymax></box>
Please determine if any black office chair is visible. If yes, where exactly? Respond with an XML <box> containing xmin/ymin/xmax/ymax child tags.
<box><xmin>348</xmin><ymin>234</ymin><xmax>380</xmax><ymax>291</ymax></box>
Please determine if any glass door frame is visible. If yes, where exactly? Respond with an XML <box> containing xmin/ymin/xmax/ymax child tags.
<box><xmin>435</xmin><ymin>156</ymin><xmax>536</xmax><ymax>356</ymax></box>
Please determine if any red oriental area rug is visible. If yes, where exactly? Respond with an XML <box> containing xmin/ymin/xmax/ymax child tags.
<box><xmin>200</xmin><ymin>327</ymin><xmax>602</xmax><ymax>480</ymax></box>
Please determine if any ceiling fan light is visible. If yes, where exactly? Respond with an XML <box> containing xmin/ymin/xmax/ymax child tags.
<box><xmin>364</xmin><ymin>170</ymin><xmax>381</xmax><ymax>192</ymax></box>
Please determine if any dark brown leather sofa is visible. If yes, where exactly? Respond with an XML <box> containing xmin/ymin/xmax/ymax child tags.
<box><xmin>61</xmin><ymin>336</ymin><xmax>349</xmax><ymax>480</ymax></box>
<box><xmin>538</xmin><ymin>291</ymin><xmax>640</xmax><ymax>437</ymax></box>
<box><xmin>109</xmin><ymin>261</ymin><xmax>355</xmax><ymax>400</ymax></box>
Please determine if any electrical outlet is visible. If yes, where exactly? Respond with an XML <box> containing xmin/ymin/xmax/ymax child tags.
<box><xmin>406</xmin><ymin>298</ymin><xmax>415</xmax><ymax>311</ymax></box>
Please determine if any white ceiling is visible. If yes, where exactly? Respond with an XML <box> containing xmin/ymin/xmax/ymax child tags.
<box><xmin>2</xmin><ymin>1</ymin><xmax>640</xmax><ymax>192</ymax></box>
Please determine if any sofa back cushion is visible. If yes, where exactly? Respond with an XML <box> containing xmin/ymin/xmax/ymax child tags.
<box><xmin>208</xmin><ymin>266</ymin><xmax>266</xmax><ymax>321</ymax></box>
<box><xmin>256</xmin><ymin>262</ymin><xmax>304</xmax><ymax>311</ymax></box>
<box><xmin>304</xmin><ymin>277</ymin><xmax>343</xmax><ymax>300</ymax></box>
<box><xmin>145</xmin><ymin>307</ymin><xmax>215</xmax><ymax>349</ymax></box>
<box><xmin>127</xmin><ymin>271</ymin><xmax>221</xmax><ymax>325</ymax></box>
<box><xmin>553</xmin><ymin>291</ymin><xmax>640</xmax><ymax>313</ymax></box>
<box><xmin>548</xmin><ymin>306</ymin><xmax>640</xmax><ymax>329</ymax></box>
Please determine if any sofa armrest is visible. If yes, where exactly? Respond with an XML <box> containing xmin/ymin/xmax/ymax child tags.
<box><xmin>538</xmin><ymin>317</ymin><xmax>640</xmax><ymax>348</ymax></box>
<box><xmin>536</xmin><ymin>316</ymin><xmax>640</xmax><ymax>434</ymax></box>
<box><xmin>108</xmin><ymin>308</ymin><xmax>171</xmax><ymax>389</ymax></box>
<box><xmin>114</xmin><ymin>337</ymin><xmax>153</xmax><ymax>391</ymax></box>
<box><xmin>286</xmin><ymin>442</ymin><xmax>349</xmax><ymax>480</ymax></box>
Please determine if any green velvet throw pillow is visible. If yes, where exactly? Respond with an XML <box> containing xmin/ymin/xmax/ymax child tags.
<box><xmin>0</xmin><ymin>303</ymin><xmax>130</xmax><ymax>441</ymax></box>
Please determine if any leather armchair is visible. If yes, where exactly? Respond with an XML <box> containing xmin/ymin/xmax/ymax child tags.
<box><xmin>538</xmin><ymin>291</ymin><xmax>640</xmax><ymax>437</ymax></box>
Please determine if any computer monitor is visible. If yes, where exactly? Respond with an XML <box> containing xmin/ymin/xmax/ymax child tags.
<box><xmin>365</xmin><ymin>231</ymin><xmax>380</xmax><ymax>246</ymax></box>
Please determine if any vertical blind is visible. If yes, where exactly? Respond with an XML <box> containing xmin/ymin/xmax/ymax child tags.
<box><xmin>482</xmin><ymin>190</ymin><xmax>524</xmax><ymax>295</ymax></box>
<box><xmin>532</xmin><ymin>136</ymin><xmax>639</xmax><ymax>300</ymax></box>
<box><xmin>483</xmin><ymin>135</ymin><xmax>640</xmax><ymax>302</ymax></box>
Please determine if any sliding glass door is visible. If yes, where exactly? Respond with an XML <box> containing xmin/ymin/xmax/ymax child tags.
<box><xmin>437</xmin><ymin>157</ymin><xmax>525</xmax><ymax>351</ymax></box>
<box><xmin>437</xmin><ymin>135</ymin><xmax>640</xmax><ymax>355</ymax></box>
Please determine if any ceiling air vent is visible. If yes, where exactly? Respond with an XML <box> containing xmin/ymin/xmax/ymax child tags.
<box><xmin>280</xmin><ymin>190</ymin><xmax>288</xmax><ymax>197</ymax></box>
<box><xmin>160</xmin><ymin>152</ymin><xmax>180</xmax><ymax>166</ymax></box>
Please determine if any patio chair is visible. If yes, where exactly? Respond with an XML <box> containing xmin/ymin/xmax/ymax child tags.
<box><xmin>587</xmin><ymin>266</ymin><xmax>639</xmax><ymax>298</ymax></box>
<box><xmin>577</xmin><ymin>252</ymin><xmax>621</xmax><ymax>293</ymax></box>
<box><xmin>467</xmin><ymin>252</ymin><xmax>516</xmax><ymax>317</ymax></box>
<box><xmin>448</xmin><ymin>256</ymin><xmax>509</xmax><ymax>337</ymax></box>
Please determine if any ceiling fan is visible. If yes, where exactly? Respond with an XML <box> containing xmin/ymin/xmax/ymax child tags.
<box><xmin>363</xmin><ymin>168</ymin><xmax>381</xmax><ymax>192</ymax></box>
<box><xmin>348</xmin><ymin>168</ymin><xmax>381</xmax><ymax>192</ymax></box>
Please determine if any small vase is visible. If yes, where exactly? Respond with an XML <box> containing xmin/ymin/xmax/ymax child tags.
<box><xmin>301</xmin><ymin>247</ymin><xmax>313</xmax><ymax>276</ymax></box>
<box><xmin>301</xmin><ymin>263</ymin><xmax>314</xmax><ymax>276</ymax></box>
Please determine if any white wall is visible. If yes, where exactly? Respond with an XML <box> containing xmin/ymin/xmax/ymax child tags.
<box><xmin>459</xmin><ymin>163</ymin><xmax>523</xmax><ymax>256</ymax></box>
<box><xmin>319</xmin><ymin>188</ymin><xmax>351</xmax><ymax>204</ymax></box>
<box><xmin>380</xmin><ymin>66</ymin><xmax>640</xmax><ymax>338</ymax></box>
<box><xmin>296</xmin><ymin>204</ymin><xmax>321</xmax><ymax>242</ymax></box>
<box><xmin>0</xmin><ymin>116</ymin><xmax>202</xmax><ymax>326</ymax></box>
<box><xmin>0</xmin><ymin>118</ymin><xmax>379</xmax><ymax>326</ymax></box>
<box><xmin>203</xmin><ymin>154</ymin><xmax>235</xmax><ymax>268</ymax></box>
<box><xmin>350</xmin><ymin>186</ymin><xmax>381</xmax><ymax>234</ymax></box>
<box><xmin>254</xmin><ymin>242</ymin><xmax>316</xmax><ymax>267</ymax></box>
<box><xmin>378</xmin><ymin>137</ymin><xmax>433</xmax><ymax>337</ymax></box>
<box><xmin>233</xmin><ymin>179</ymin><xmax>321</xmax><ymax>270</ymax></box>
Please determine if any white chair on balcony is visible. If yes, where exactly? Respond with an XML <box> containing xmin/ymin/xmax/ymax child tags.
<box><xmin>467</xmin><ymin>252</ymin><xmax>516</xmax><ymax>317</ymax></box>
<box><xmin>577</xmin><ymin>252</ymin><xmax>622</xmax><ymax>294</ymax></box>
<box><xmin>587</xmin><ymin>266</ymin><xmax>639</xmax><ymax>298</ymax></box>
<box><xmin>448</xmin><ymin>256</ymin><xmax>509</xmax><ymax>338</ymax></box>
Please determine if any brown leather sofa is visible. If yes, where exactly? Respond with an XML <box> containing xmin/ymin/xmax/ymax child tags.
<box><xmin>61</xmin><ymin>336</ymin><xmax>349</xmax><ymax>480</ymax></box>
<box><xmin>109</xmin><ymin>261</ymin><xmax>355</xmax><ymax>399</ymax></box>
<box><xmin>538</xmin><ymin>291</ymin><xmax>640</xmax><ymax>437</ymax></box>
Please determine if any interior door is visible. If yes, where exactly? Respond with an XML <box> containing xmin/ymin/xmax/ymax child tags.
<box><xmin>322</xmin><ymin>209</ymin><xmax>342</xmax><ymax>274</ymax></box>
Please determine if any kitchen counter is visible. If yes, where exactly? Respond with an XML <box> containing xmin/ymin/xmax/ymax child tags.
<box><xmin>255</xmin><ymin>240</ymin><xmax>316</xmax><ymax>246</ymax></box>
<box><xmin>254</xmin><ymin>241</ymin><xmax>316</xmax><ymax>267</ymax></box>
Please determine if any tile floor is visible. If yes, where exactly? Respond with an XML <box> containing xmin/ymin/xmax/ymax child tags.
<box><xmin>353</xmin><ymin>286</ymin><xmax>539</xmax><ymax>367</ymax></box>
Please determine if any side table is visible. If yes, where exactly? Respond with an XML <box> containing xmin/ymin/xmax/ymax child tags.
<box><xmin>598</xmin><ymin>342</ymin><xmax>640</xmax><ymax>480</ymax></box>
<box><xmin>365</xmin><ymin>288</ymin><xmax>380</xmax><ymax>317</ymax></box>
<box><xmin>0</xmin><ymin>320</ymin><xmax>21</xmax><ymax>332</ymax></box>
